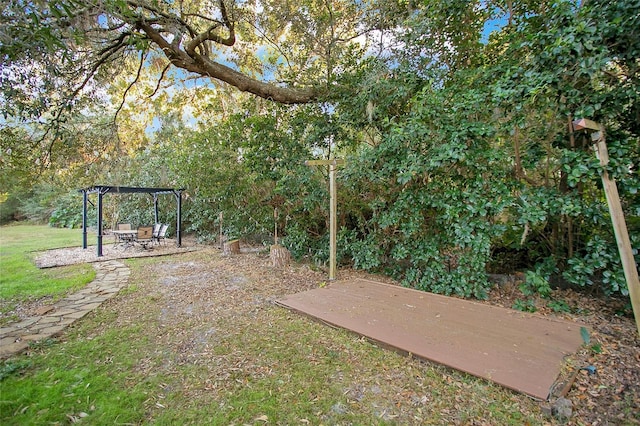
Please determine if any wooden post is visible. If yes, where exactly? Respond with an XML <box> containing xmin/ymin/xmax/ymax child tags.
<box><xmin>305</xmin><ymin>159</ymin><xmax>345</xmax><ymax>280</ymax></box>
<box><xmin>594</xmin><ymin>131</ymin><xmax>640</xmax><ymax>336</ymax></box>
<box><xmin>219</xmin><ymin>212</ymin><xmax>224</xmax><ymax>249</ymax></box>
<box><xmin>274</xmin><ymin>207</ymin><xmax>278</xmax><ymax>245</ymax></box>
<box><xmin>573</xmin><ymin>118</ymin><xmax>640</xmax><ymax>336</ymax></box>
<box><xmin>329</xmin><ymin>162</ymin><xmax>337</xmax><ymax>280</ymax></box>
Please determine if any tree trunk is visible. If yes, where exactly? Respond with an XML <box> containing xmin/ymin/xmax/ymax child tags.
<box><xmin>223</xmin><ymin>239</ymin><xmax>240</xmax><ymax>255</ymax></box>
<box><xmin>270</xmin><ymin>244</ymin><xmax>291</xmax><ymax>268</ymax></box>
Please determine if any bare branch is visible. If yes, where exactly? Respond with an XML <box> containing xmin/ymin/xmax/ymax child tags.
<box><xmin>150</xmin><ymin>62</ymin><xmax>171</xmax><ymax>98</ymax></box>
<box><xmin>114</xmin><ymin>50</ymin><xmax>147</xmax><ymax>122</ymax></box>
<box><xmin>241</xmin><ymin>17</ymin><xmax>293</xmax><ymax>70</ymax></box>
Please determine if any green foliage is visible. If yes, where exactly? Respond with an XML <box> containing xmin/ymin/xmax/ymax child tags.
<box><xmin>2</xmin><ymin>0</ymin><xmax>638</xmax><ymax>301</ymax></box>
<box><xmin>119</xmin><ymin>99</ymin><xmax>331</xmax><ymax>249</ymax></box>
<box><xmin>48</xmin><ymin>191</ymin><xmax>87</xmax><ymax>228</ymax></box>
<box><xmin>512</xmin><ymin>299</ymin><xmax>537</xmax><ymax>313</ymax></box>
<box><xmin>563</xmin><ymin>235</ymin><xmax>629</xmax><ymax>296</ymax></box>
<box><xmin>0</xmin><ymin>359</ymin><xmax>31</xmax><ymax>381</ymax></box>
<box><xmin>521</xmin><ymin>260</ymin><xmax>555</xmax><ymax>299</ymax></box>
<box><xmin>0</xmin><ymin>195</ymin><xmax>21</xmax><ymax>225</ymax></box>
<box><xmin>590</xmin><ymin>343</ymin><xmax>603</xmax><ymax>354</ymax></box>
<box><xmin>548</xmin><ymin>299</ymin><xmax>571</xmax><ymax>313</ymax></box>
<box><xmin>329</xmin><ymin>64</ymin><xmax>515</xmax><ymax>298</ymax></box>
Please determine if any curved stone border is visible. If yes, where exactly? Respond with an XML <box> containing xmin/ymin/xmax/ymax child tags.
<box><xmin>0</xmin><ymin>260</ymin><xmax>130</xmax><ymax>359</ymax></box>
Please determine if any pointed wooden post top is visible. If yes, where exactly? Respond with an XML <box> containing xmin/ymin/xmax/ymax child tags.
<box><xmin>571</xmin><ymin>118</ymin><xmax>601</xmax><ymax>132</ymax></box>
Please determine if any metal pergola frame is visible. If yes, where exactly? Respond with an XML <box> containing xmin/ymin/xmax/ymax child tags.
<box><xmin>79</xmin><ymin>185</ymin><xmax>185</xmax><ymax>257</ymax></box>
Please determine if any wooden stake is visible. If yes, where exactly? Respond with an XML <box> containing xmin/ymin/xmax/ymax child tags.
<box><xmin>274</xmin><ymin>207</ymin><xmax>278</xmax><ymax>245</ymax></box>
<box><xmin>329</xmin><ymin>162</ymin><xmax>337</xmax><ymax>280</ymax></box>
<box><xmin>219</xmin><ymin>211</ymin><xmax>224</xmax><ymax>249</ymax></box>
<box><xmin>305</xmin><ymin>159</ymin><xmax>345</xmax><ymax>280</ymax></box>
<box><xmin>593</xmin><ymin>129</ymin><xmax>640</xmax><ymax>337</ymax></box>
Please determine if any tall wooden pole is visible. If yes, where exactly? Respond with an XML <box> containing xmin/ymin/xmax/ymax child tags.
<box><xmin>219</xmin><ymin>211</ymin><xmax>224</xmax><ymax>249</ymax></box>
<box><xmin>274</xmin><ymin>207</ymin><xmax>279</xmax><ymax>245</ymax></box>
<box><xmin>573</xmin><ymin>118</ymin><xmax>640</xmax><ymax>336</ymax></box>
<box><xmin>595</xmin><ymin>133</ymin><xmax>640</xmax><ymax>336</ymax></box>
<box><xmin>329</xmin><ymin>162</ymin><xmax>337</xmax><ymax>280</ymax></box>
<box><xmin>305</xmin><ymin>159</ymin><xmax>345</xmax><ymax>280</ymax></box>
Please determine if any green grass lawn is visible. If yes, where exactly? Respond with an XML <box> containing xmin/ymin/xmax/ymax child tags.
<box><xmin>0</xmin><ymin>224</ymin><xmax>95</xmax><ymax>322</ymax></box>
<box><xmin>0</xmin><ymin>293</ymin><xmax>545</xmax><ymax>426</ymax></box>
<box><xmin>0</xmin><ymin>239</ymin><xmax>552</xmax><ymax>425</ymax></box>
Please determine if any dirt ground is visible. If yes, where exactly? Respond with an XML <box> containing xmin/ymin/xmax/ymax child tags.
<box><xmin>14</xmin><ymin>241</ymin><xmax>640</xmax><ymax>423</ymax></box>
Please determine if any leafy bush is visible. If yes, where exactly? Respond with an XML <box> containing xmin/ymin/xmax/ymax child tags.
<box><xmin>563</xmin><ymin>235</ymin><xmax>630</xmax><ymax>296</ymax></box>
<box><xmin>521</xmin><ymin>259</ymin><xmax>555</xmax><ymax>299</ymax></box>
<box><xmin>49</xmin><ymin>191</ymin><xmax>87</xmax><ymax>228</ymax></box>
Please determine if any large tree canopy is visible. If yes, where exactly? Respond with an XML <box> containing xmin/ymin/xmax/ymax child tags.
<box><xmin>1</xmin><ymin>0</ymin><xmax>384</xmax><ymax>119</ymax></box>
<box><xmin>1</xmin><ymin>0</ymin><xmax>638</xmax><ymax>300</ymax></box>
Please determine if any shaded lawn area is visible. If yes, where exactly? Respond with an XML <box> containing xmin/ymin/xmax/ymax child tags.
<box><xmin>0</xmin><ymin>225</ymin><xmax>95</xmax><ymax>324</ymax></box>
<box><xmin>1</xmin><ymin>249</ymin><xmax>546</xmax><ymax>425</ymax></box>
<box><xmin>0</xmin><ymin>224</ymin><xmax>638</xmax><ymax>424</ymax></box>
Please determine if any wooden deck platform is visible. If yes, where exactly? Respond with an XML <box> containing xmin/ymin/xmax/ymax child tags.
<box><xmin>276</xmin><ymin>278</ymin><xmax>585</xmax><ymax>400</ymax></box>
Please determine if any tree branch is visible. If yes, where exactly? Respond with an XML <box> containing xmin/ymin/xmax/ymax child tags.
<box><xmin>150</xmin><ymin>62</ymin><xmax>171</xmax><ymax>98</ymax></box>
<box><xmin>114</xmin><ymin>50</ymin><xmax>146</xmax><ymax>122</ymax></box>
<box><xmin>137</xmin><ymin>20</ymin><xmax>318</xmax><ymax>104</ymax></box>
<box><xmin>185</xmin><ymin>22</ymin><xmax>234</xmax><ymax>56</ymax></box>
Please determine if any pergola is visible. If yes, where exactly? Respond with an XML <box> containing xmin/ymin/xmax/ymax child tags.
<box><xmin>79</xmin><ymin>186</ymin><xmax>185</xmax><ymax>257</ymax></box>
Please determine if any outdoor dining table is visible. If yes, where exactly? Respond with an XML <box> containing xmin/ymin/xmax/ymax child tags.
<box><xmin>112</xmin><ymin>230</ymin><xmax>137</xmax><ymax>248</ymax></box>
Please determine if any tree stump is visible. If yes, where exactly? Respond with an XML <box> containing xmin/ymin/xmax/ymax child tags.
<box><xmin>270</xmin><ymin>244</ymin><xmax>291</xmax><ymax>267</ymax></box>
<box><xmin>223</xmin><ymin>239</ymin><xmax>241</xmax><ymax>255</ymax></box>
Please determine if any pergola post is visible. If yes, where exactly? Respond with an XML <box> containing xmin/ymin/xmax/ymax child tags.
<box><xmin>153</xmin><ymin>193</ymin><xmax>159</xmax><ymax>224</ymax></box>
<box><xmin>97</xmin><ymin>190</ymin><xmax>104</xmax><ymax>257</ymax></box>
<box><xmin>82</xmin><ymin>190</ymin><xmax>88</xmax><ymax>249</ymax></box>
<box><xmin>175</xmin><ymin>190</ymin><xmax>183</xmax><ymax>247</ymax></box>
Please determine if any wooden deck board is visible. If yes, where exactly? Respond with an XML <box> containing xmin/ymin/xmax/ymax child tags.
<box><xmin>276</xmin><ymin>278</ymin><xmax>585</xmax><ymax>400</ymax></box>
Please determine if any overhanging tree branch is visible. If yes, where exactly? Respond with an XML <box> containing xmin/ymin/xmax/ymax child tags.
<box><xmin>114</xmin><ymin>50</ymin><xmax>147</xmax><ymax>121</ymax></box>
<box><xmin>137</xmin><ymin>20</ymin><xmax>318</xmax><ymax>103</ymax></box>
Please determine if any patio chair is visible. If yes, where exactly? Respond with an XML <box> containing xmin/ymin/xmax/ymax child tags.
<box><xmin>152</xmin><ymin>223</ymin><xmax>161</xmax><ymax>241</ymax></box>
<box><xmin>136</xmin><ymin>226</ymin><xmax>154</xmax><ymax>249</ymax></box>
<box><xmin>155</xmin><ymin>224</ymin><xmax>169</xmax><ymax>245</ymax></box>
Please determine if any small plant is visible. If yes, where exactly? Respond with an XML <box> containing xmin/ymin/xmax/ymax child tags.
<box><xmin>0</xmin><ymin>359</ymin><xmax>31</xmax><ymax>381</ymax></box>
<box><xmin>520</xmin><ymin>260</ymin><xmax>555</xmax><ymax>299</ymax></box>
<box><xmin>590</xmin><ymin>343</ymin><xmax>603</xmax><ymax>354</ymax></box>
<box><xmin>580</xmin><ymin>328</ymin><xmax>602</xmax><ymax>353</ymax></box>
<box><xmin>512</xmin><ymin>298</ymin><xmax>537</xmax><ymax>313</ymax></box>
<box><xmin>28</xmin><ymin>338</ymin><xmax>58</xmax><ymax>351</ymax></box>
<box><xmin>580</xmin><ymin>326</ymin><xmax>591</xmax><ymax>344</ymax></box>
<box><xmin>547</xmin><ymin>299</ymin><xmax>571</xmax><ymax>313</ymax></box>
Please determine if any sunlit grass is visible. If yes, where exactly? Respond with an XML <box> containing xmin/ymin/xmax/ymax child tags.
<box><xmin>0</xmin><ymin>224</ymin><xmax>95</xmax><ymax>321</ymax></box>
<box><xmin>0</xmin><ymin>244</ymin><xmax>549</xmax><ymax>425</ymax></box>
<box><xmin>0</xmin><ymin>322</ymin><xmax>156</xmax><ymax>425</ymax></box>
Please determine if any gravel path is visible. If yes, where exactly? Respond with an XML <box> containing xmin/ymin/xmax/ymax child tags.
<box><xmin>34</xmin><ymin>239</ymin><xmax>198</xmax><ymax>268</ymax></box>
